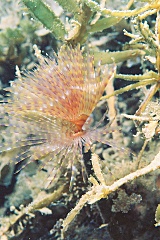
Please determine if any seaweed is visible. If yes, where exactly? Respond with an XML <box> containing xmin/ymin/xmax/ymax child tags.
<box><xmin>0</xmin><ymin>0</ymin><xmax>160</xmax><ymax>239</ymax></box>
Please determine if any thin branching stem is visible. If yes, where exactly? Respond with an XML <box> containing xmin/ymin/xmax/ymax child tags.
<box><xmin>101</xmin><ymin>79</ymin><xmax>157</xmax><ymax>100</ymax></box>
<box><xmin>62</xmin><ymin>150</ymin><xmax>160</xmax><ymax>235</ymax></box>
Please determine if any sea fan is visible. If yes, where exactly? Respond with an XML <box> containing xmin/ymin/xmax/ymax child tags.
<box><xmin>0</xmin><ymin>45</ymin><xmax>115</xmax><ymax>186</ymax></box>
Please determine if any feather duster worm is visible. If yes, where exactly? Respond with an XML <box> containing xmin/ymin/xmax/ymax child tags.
<box><xmin>0</xmin><ymin>45</ymin><xmax>115</xmax><ymax>186</ymax></box>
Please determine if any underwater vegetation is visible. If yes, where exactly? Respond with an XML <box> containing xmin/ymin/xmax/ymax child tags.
<box><xmin>0</xmin><ymin>0</ymin><xmax>160</xmax><ymax>239</ymax></box>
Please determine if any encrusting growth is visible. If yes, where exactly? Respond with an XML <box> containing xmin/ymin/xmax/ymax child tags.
<box><xmin>0</xmin><ymin>45</ymin><xmax>115</xmax><ymax>185</ymax></box>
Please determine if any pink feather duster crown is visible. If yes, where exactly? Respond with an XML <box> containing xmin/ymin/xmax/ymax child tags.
<box><xmin>1</xmin><ymin>45</ymin><xmax>115</xmax><ymax>184</ymax></box>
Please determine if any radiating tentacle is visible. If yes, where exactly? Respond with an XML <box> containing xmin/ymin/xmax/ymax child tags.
<box><xmin>0</xmin><ymin>44</ymin><xmax>116</xmax><ymax>186</ymax></box>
